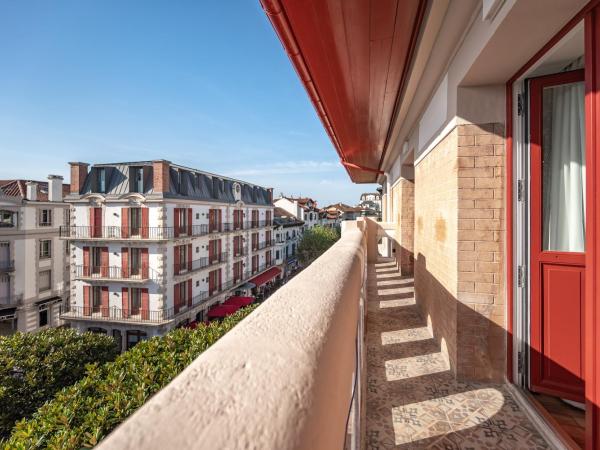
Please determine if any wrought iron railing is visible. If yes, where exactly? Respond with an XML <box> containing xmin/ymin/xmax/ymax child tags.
<box><xmin>74</xmin><ymin>265</ymin><xmax>158</xmax><ymax>281</ymax></box>
<box><xmin>0</xmin><ymin>259</ymin><xmax>15</xmax><ymax>272</ymax></box>
<box><xmin>174</xmin><ymin>252</ymin><xmax>228</xmax><ymax>275</ymax></box>
<box><xmin>60</xmin><ymin>225</ymin><xmax>210</xmax><ymax>240</ymax></box>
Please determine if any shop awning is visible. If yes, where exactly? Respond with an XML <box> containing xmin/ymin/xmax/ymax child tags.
<box><xmin>207</xmin><ymin>304</ymin><xmax>241</xmax><ymax>319</ymax></box>
<box><xmin>248</xmin><ymin>267</ymin><xmax>281</xmax><ymax>287</ymax></box>
<box><xmin>224</xmin><ymin>296</ymin><xmax>254</xmax><ymax>308</ymax></box>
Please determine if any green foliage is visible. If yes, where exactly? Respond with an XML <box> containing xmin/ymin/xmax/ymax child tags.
<box><xmin>0</xmin><ymin>328</ymin><xmax>118</xmax><ymax>438</ymax></box>
<box><xmin>4</xmin><ymin>306</ymin><xmax>256</xmax><ymax>450</ymax></box>
<box><xmin>297</xmin><ymin>225</ymin><xmax>340</xmax><ymax>265</ymax></box>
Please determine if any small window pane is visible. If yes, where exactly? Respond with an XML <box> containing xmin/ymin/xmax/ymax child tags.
<box><xmin>39</xmin><ymin>270</ymin><xmax>51</xmax><ymax>291</ymax></box>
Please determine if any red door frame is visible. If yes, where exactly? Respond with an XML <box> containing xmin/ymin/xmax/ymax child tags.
<box><xmin>506</xmin><ymin>1</ymin><xmax>600</xmax><ymax>448</ymax></box>
<box><xmin>529</xmin><ymin>69</ymin><xmax>586</xmax><ymax>402</ymax></box>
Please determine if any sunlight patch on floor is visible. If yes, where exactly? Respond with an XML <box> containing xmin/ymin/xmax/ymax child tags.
<box><xmin>377</xmin><ymin>286</ymin><xmax>414</xmax><ymax>296</ymax></box>
<box><xmin>385</xmin><ymin>352</ymin><xmax>450</xmax><ymax>381</ymax></box>
<box><xmin>379</xmin><ymin>298</ymin><xmax>416</xmax><ymax>309</ymax></box>
<box><xmin>391</xmin><ymin>388</ymin><xmax>505</xmax><ymax>445</ymax></box>
<box><xmin>381</xmin><ymin>326</ymin><xmax>432</xmax><ymax>346</ymax></box>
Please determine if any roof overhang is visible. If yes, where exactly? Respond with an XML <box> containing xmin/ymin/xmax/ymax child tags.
<box><xmin>261</xmin><ymin>0</ymin><xmax>427</xmax><ymax>183</ymax></box>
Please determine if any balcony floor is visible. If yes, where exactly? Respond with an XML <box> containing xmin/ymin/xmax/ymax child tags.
<box><xmin>366</xmin><ymin>259</ymin><xmax>550</xmax><ymax>449</ymax></box>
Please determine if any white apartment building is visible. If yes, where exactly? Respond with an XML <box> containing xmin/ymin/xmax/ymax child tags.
<box><xmin>61</xmin><ymin>160</ymin><xmax>276</xmax><ymax>351</ymax></box>
<box><xmin>273</xmin><ymin>207</ymin><xmax>303</xmax><ymax>275</ymax></box>
<box><xmin>0</xmin><ymin>176</ymin><xmax>70</xmax><ymax>335</ymax></box>
<box><xmin>273</xmin><ymin>196</ymin><xmax>320</xmax><ymax>230</ymax></box>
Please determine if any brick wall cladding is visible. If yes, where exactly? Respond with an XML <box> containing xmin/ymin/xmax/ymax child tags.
<box><xmin>153</xmin><ymin>161</ymin><xmax>170</xmax><ymax>194</ymax></box>
<box><xmin>413</xmin><ymin>123</ymin><xmax>505</xmax><ymax>382</ymax></box>
<box><xmin>392</xmin><ymin>178</ymin><xmax>415</xmax><ymax>275</ymax></box>
<box><xmin>456</xmin><ymin>123</ymin><xmax>505</xmax><ymax>381</ymax></box>
<box><xmin>414</xmin><ymin>130</ymin><xmax>459</xmax><ymax>371</ymax></box>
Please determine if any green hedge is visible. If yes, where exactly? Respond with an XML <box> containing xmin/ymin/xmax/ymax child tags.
<box><xmin>4</xmin><ymin>306</ymin><xmax>256</xmax><ymax>450</ymax></box>
<box><xmin>0</xmin><ymin>328</ymin><xmax>118</xmax><ymax>438</ymax></box>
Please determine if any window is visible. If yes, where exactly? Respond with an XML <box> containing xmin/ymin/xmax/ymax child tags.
<box><xmin>92</xmin><ymin>286</ymin><xmax>102</xmax><ymax>312</ymax></box>
<box><xmin>130</xmin><ymin>248</ymin><xmax>142</xmax><ymax>277</ymax></box>
<box><xmin>126</xmin><ymin>330</ymin><xmax>147</xmax><ymax>350</ymax></box>
<box><xmin>276</xmin><ymin>250</ymin><xmax>280</xmax><ymax>260</ymax></box>
<box><xmin>113</xmin><ymin>329</ymin><xmax>123</xmax><ymax>353</ymax></box>
<box><xmin>39</xmin><ymin>270</ymin><xmax>51</xmax><ymax>292</ymax></box>
<box><xmin>98</xmin><ymin>168</ymin><xmax>106</xmax><ymax>193</ymax></box>
<box><xmin>130</xmin><ymin>167</ymin><xmax>143</xmax><ymax>193</ymax></box>
<box><xmin>39</xmin><ymin>309</ymin><xmax>48</xmax><ymax>327</ymax></box>
<box><xmin>130</xmin><ymin>208</ymin><xmax>142</xmax><ymax>237</ymax></box>
<box><xmin>39</xmin><ymin>240</ymin><xmax>51</xmax><ymax>259</ymax></box>
<box><xmin>178</xmin><ymin>245</ymin><xmax>187</xmax><ymax>272</ymax></box>
<box><xmin>91</xmin><ymin>247</ymin><xmax>102</xmax><ymax>275</ymax></box>
<box><xmin>130</xmin><ymin>288</ymin><xmax>142</xmax><ymax>315</ymax></box>
<box><xmin>0</xmin><ymin>210</ymin><xmax>15</xmax><ymax>228</ymax></box>
<box><xmin>39</xmin><ymin>209</ymin><xmax>52</xmax><ymax>226</ymax></box>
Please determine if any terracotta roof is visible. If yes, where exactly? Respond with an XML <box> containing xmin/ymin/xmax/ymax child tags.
<box><xmin>274</xmin><ymin>207</ymin><xmax>304</xmax><ymax>227</ymax></box>
<box><xmin>323</xmin><ymin>202</ymin><xmax>363</xmax><ymax>213</ymax></box>
<box><xmin>0</xmin><ymin>180</ymin><xmax>70</xmax><ymax>201</ymax></box>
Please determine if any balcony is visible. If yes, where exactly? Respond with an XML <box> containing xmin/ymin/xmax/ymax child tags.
<box><xmin>74</xmin><ymin>265</ymin><xmax>158</xmax><ymax>282</ymax></box>
<box><xmin>255</xmin><ymin>239</ymin><xmax>275</xmax><ymax>250</ymax></box>
<box><xmin>232</xmin><ymin>246</ymin><xmax>248</xmax><ymax>258</ymax></box>
<box><xmin>60</xmin><ymin>225</ymin><xmax>210</xmax><ymax>241</ymax></box>
<box><xmin>0</xmin><ymin>259</ymin><xmax>15</xmax><ymax>273</ymax></box>
<box><xmin>174</xmin><ymin>252</ymin><xmax>228</xmax><ymax>276</ymax></box>
<box><xmin>208</xmin><ymin>222</ymin><xmax>233</xmax><ymax>234</ymax></box>
<box><xmin>96</xmin><ymin>218</ymin><xmax>551</xmax><ymax>450</ymax></box>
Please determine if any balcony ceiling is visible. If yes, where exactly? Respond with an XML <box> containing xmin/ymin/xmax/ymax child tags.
<box><xmin>262</xmin><ymin>0</ymin><xmax>426</xmax><ymax>183</ymax></box>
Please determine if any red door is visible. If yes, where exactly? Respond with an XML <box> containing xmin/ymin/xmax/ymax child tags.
<box><xmin>530</xmin><ymin>70</ymin><xmax>586</xmax><ymax>402</ymax></box>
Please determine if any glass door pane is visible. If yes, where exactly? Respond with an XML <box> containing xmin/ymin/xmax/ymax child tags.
<box><xmin>542</xmin><ymin>81</ymin><xmax>586</xmax><ymax>252</ymax></box>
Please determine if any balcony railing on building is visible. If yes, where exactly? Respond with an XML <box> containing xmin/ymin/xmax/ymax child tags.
<box><xmin>233</xmin><ymin>246</ymin><xmax>248</xmax><ymax>258</ymax></box>
<box><xmin>251</xmin><ymin>258</ymin><xmax>277</xmax><ymax>275</ymax></box>
<box><xmin>245</xmin><ymin>219</ymin><xmax>273</xmax><ymax>229</ymax></box>
<box><xmin>174</xmin><ymin>252</ymin><xmax>228</xmax><ymax>276</ymax></box>
<box><xmin>255</xmin><ymin>239</ymin><xmax>275</xmax><ymax>250</ymax></box>
<box><xmin>208</xmin><ymin>222</ymin><xmax>233</xmax><ymax>234</ymax></box>
<box><xmin>60</xmin><ymin>225</ymin><xmax>210</xmax><ymax>240</ymax></box>
<box><xmin>74</xmin><ymin>265</ymin><xmax>158</xmax><ymax>282</ymax></box>
<box><xmin>0</xmin><ymin>259</ymin><xmax>15</xmax><ymax>273</ymax></box>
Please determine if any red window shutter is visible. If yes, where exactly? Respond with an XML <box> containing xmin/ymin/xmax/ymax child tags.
<box><xmin>174</xmin><ymin>245</ymin><xmax>180</xmax><ymax>275</ymax></box>
<box><xmin>122</xmin><ymin>287</ymin><xmax>129</xmax><ymax>318</ymax></box>
<box><xmin>174</xmin><ymin>208</ymin><xmax>180</xmax><ymax>237</ymax></box>
<box><xmin>174</xmin><ymin>283</ymin><xmax>181</xmax><ymax>314</ymax></box>
<box><xmin>187</xmin><ymin>208</ymin><xmax>192</xmax><ymax>235</ymax></box>
<box><xmin>89</xmin><ymin>209</ymin><xmax>95</xmax><ymax>238</ymax></box>
<box><xmin>83</xmin><ymin>246</ymin><xmax>90</xmax><ymax>277</ymax></box>
<box><xmin>217</xmin><ymin>269</ymin><xmax>222</xmax><ymax>290</ymax></box>
<box><xmin>121</xmin><ymin>207</ymin><xmax>129</xmax><ymax>238</ymax></box>
<box><xmin>217</xmin><ymin>209</ymin><xmax>222</xmax><ymax>231</ymax></box>
<box><xmin>141</xmin><ymin>207</ymin><xmax>149</xmax><ymax>238</ymax></box>
<box><xmin>141</xmin><ymin>248</ymin><xmax>149</xmax><ymax>279</ymax></box>
<box><xmin>208</xmin><ymin>240</ymin><xmax>214</xmax><ymax>263</ymax></box>
<box><xmin>187</xmin><ymin>279</ymin><xmax>192</xmax><ymax>307</ymax></box>
<box><xmin>83</xmin><ymin>285</ymin><xmax>91</xmax><ymax>316</ymax></box>
<box><xmin>121</xmin><ymin>247</ymin><xmax>129</xmax><ymax>279</ymax></box>
<box><xmin>209</xmin><ymin>209</ymin><xmax>214</xmax><ymax>232</ymax></box>
<box><xmin>141</xmin><ymin>288</ymin><xmax>149</xmax><ymax>320</ymax></box>
<box><xmin>217</xmin><ymin>239</ymin><xmax>222</xmax><ymax>260</ymax></box>
<box><xmin>101</xmin><ymin>286</ymin><xmax>109</xmax><ymax>317</ymax></box>
<box><xmin>101</xmin><ymin>247</ymin><xmax>109</xmax><ymax>277</ymax></box>
<box><xmin>187</xmin><ymin>244</ymin><xmax>192</xmax><ymax>271</ymax></box>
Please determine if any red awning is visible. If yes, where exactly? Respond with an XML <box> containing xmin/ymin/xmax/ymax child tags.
<box><xmin>207</xmin><ymin>304</ymin><xmax>241</xmax><ymax>319</ymax></box>
<box><xmin>224</xmin><ymin>296</ymin><xmax>254</xmax><ymax>307</ymax></box>
<box><xmin>248</xmin><ymin>267</ymin><xmax>281</xmax><ymax>287</ymax></box>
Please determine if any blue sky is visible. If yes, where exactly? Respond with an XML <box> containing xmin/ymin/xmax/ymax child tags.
<box><xmin>0</xmin><ymin>0</ymin><xmax>377</xmax><ymax>206</ymax></box>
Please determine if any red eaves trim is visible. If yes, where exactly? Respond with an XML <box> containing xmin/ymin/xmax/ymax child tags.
<box><xmin>378</xmin><ymin>0</ymin><xmax>429</xmax><ymax>174</ymax></box>
<box><xmin>340</xmin><ymin>160</ymin><xmax>385</xmax><ymax>175</ymax></box>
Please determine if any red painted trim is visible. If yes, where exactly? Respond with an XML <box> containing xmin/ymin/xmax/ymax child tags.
<box><xmin>340</xmin><ymin>160</ymin><xmax>385</xmax><ymax>175</ymax></box>
<box><xmin>585</xmin><ymin>9</ymin><xmax>600</xmax><ymax>449</ymax></box>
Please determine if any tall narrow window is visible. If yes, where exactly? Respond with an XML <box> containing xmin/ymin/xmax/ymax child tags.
<box><xmin>130</xmin><ymin>288</ymin><xmax>142</xmax><ymax>315</ymax></box>
<box><xmin>98</xmin><ymin>168</ymin><xmax>106</xmax><ymax>193</ymax></box>
<box><xmin>92</xmin><ymin>286</ymin><xmax>102</xmax><ymax>313</ymax></box>
<box><xmin>39</xmin><ymin>240</ymin><xmax>51</xmax><ymax>259</ymax></box>
<box><xmin>130</xmin><ymin>248</ymin><xmax>142</xmax><ymax>277</ymax></box>
<box><xmin>39</xmin><ymin>209</ymin><xmax>52</xmax><ymax>226</ymax></box>
<box><xmin>130</xmin><ymin>208</ymin><xmax>141</xmax><ymax>237</ymax></box>
<box><xmin>130</xmin><ymin>167</ymin><xmax>143</xmax><ymax>193</ymax></box>
<box><xmin>39</xmin><ymin>270</ymin><xmax>51</xmax><ymax>292</ymax></box>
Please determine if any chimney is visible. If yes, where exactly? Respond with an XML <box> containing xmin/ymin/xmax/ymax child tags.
<box><xmin>48</xmin><ymin>175</ymin><xmax>64</xmax><ymax>202</ymax></box>
<box><xmin>26</xmin><ymin>181</ymin><xmax>37</xmax><ymax>201</ymax></box>
<box><xmin>69</xmin><ymin>162</ymin><xmax>89</xmax><ymax>194</ymax></box>
<box><xmin>153</xmin><ymin>160</ymin><xmax>171</xmax><ymax>194</ymax></box>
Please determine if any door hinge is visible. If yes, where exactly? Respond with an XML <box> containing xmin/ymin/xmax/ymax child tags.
<box><xmin>517</xmin><ymin>180</ymin><xmax>525</xmax><ymax>202</ymax></box>
<box><xmin>517</xmin><ymin>93</ymin><xmax>524</xmax><ymax>116</ymax></box>
<box><xmin>517</xmin><ymin>265</ymin><xmax>526</xmax><ymax>288</ymax></box>
<box><xmin>517</xmin><ymin>351</ymin><xmax>524</xmax><ymax>374</ymax></box>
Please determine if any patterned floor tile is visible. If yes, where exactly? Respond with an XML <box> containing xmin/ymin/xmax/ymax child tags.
<box><xmin>365</xmin><ymin>259</ymin><xmax>550</xmax><ymax>450</ymax></box>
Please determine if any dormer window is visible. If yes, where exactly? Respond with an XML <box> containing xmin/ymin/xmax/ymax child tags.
<box><xmin>130</xmin><ymin>167</ymin><xmax>143</xmax><ymax>193</ymax></box>
<box><xmin>98</xmin><ymin>168</ymin><xmax>106</xmax><ymax>193</ymax></box>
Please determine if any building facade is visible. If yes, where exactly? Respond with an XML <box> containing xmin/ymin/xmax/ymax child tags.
<box><xmin>274</xmin><ymin>196</ymin><xmax>320</xmax><ymax>230</ymax></box>
<box><xmin>273</xmin><ymin>207</ymin><xmax>303</xmax><ymax>275</ymax></box>
<box><xmin>0</xmin><ymin>176</ymin><xmax>69</xmax><ymax>335</ymax></box>
<box><xmin>61</xmin><ymin>160</ymin><xmax>275</xmax><ymax>351</ymax></box>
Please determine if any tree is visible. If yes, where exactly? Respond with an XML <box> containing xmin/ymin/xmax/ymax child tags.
<box><xmin>297</xmin><ymin>225</ymin><xmax>340</xmax><ymax>266</ymax></box>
